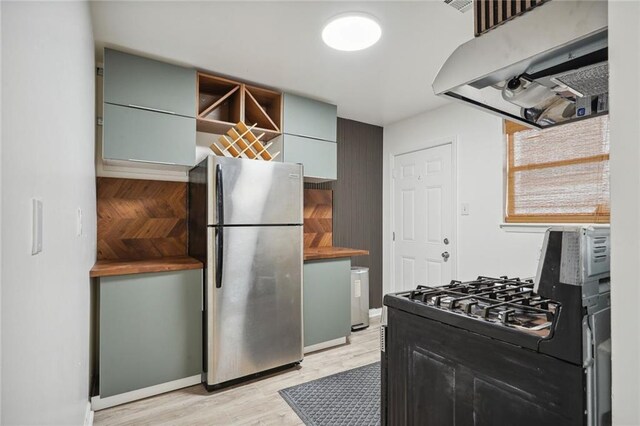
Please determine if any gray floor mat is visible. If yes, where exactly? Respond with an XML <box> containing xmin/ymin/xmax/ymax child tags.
<box><xmin>278</xmin><ymin>362</ymin><xmax>381</xmax><ymax>426</ymax></box>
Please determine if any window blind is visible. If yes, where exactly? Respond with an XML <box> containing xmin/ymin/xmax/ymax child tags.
<box><xmin>505</xmin><ymin>116</ymin><xmax>610</xmax><ymax>223</ymax></box>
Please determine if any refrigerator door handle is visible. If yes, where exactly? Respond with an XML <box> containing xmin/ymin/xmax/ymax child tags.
<box><xmin>216</xmin><ymin>164</ymin><xmax>224</xmax><ymax>225</ymax></box>
<box><xmin>215</xmin><ymin>227</ymin><xmax>223</xmax><ymax>289</ymax></box>
<box><xmin>215</xmin><ymin>164</ymin><xmax>224</xmax><ymax>289</ymax></box>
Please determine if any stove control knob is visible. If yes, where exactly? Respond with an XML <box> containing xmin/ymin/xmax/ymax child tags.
<box><xmin>441</xmin><ymin>251</ymin><xmax>450</xmax><ymax>261</ymax></box>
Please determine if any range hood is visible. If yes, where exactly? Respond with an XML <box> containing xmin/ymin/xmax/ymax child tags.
<box><xmin>432</xmin><ymin>0</ymin><xmax>608</xmax><ymax>129</ymax></box>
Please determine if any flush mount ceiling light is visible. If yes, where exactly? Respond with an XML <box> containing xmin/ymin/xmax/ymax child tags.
<box><xmin>322</xmin><ymin>13</ymin><xmax>382</xmax><ymax>52</ymax></box>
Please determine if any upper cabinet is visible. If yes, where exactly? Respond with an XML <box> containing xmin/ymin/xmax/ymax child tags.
<box><xmin>281</xmin><ymin>134</ymin><xmax>337</xmax><ymax>182</ymax></box>
<box><xmin>100</xmin><ymin>49</ymin><xmax>338</xmax><ymax>174</ymax></box>
<box><xmin>196</xmin><ymin>73</ymin><xmax>283</xmax><ymax>141</ymax></box>
<box><xmin>104</xmin><ymin>49</ymin><xmax>196</xmax><ymax>117</ymax></box>
<box><xmin>102</xmin><ymin>49</ymin><xmax>196</xmax><ymax>167</ymax></box>
<box><xmin>103</xmin><ymin>104</ymin><xmax>196</xmax><ymax>166</ymax></box>
<box><xmin>281</xmin><ymin>94</ymin><xmax>338</xmax><ymax>182</ymax></box>
<box><xmin>283</xmin><ymin>93</ymin><xmax>337</xmax><ymax>143</ymax></box>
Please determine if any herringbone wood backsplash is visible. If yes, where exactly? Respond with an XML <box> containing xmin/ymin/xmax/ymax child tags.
<box><xmin>97</xmin><ymin>177</ymin><xmax>188</xmax><ymax>260</ymax></box>
<box><xmin>304</xmin><ymin>189</ymin><xmax>333</xmax><ymax>248</ymax></box>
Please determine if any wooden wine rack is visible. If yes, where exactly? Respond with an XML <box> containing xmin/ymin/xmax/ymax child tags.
<box><xmin>210</xmin><ymin>121</ymin><xmax>280</xmax><ymax>161</ymax></box>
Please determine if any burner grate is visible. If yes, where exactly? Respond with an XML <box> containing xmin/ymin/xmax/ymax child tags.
<box><xmin>405</xmin><ymin>276</ymin><xmax>559</xmax><ymax>337</ymax></box>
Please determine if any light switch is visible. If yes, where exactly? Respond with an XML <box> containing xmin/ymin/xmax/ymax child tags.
<box><xmin>461</xmin><ymin>203</ymin><xmax>470</xmax><ymax>216</ymax></box>
<box><xmin>76</xmin><ymin>207</ymin><xmax>83</xmax><ymax>236</ymax></box>
<box><xmin>32</xmin><ymin>198</ymin><xmax>43</xmax><ymax>255</ymax></box>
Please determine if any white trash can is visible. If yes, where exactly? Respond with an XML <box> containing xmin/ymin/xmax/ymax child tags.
<box><xmin>351</xmin><ymin>266</ymin><xmax>370</xmax><ymax>331</ymax></box>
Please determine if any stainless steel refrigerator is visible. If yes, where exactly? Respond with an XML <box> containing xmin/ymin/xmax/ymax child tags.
<box><xmin>188</xmin><ymin>156</ymin><xmax>304</xmax><ymax>391</ymax></box>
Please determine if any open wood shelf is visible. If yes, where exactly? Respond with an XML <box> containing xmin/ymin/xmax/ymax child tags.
<box><xmin>244</xmin><ymin>84</ymin><xmax>282</xmax><ymax>132</ymax></box>
<box><xmin>197</xmin><ymin>73</ymin><xmax>242</xmax><ymax>126</ymax></box>
<box><xmin>196</xmin><ymin>72</ymin><xmax>282</xmax><ymax>141</ymax></box>
<box><xmin>196</xmin><ymin>119</ymin><xmax>281</xmax><ymax>141</ymax></box>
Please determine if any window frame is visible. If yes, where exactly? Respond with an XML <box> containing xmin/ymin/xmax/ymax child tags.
<box><xmin>504</xmin><ymin>120</ymin><xmax>610</xmax><ymax>224</ymax></box>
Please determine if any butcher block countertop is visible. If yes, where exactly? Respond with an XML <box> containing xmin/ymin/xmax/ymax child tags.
<box><xmin>90</xmin><ymin>256</ymin><xmax>203</xmax><ymax>278</ymax></box>
<box><xmin>304</xmin><ymin>247</ymin><xmax>369</xmax><ymax>261</ymax></box>
<box><xmin>91</xmin><ymin>250</ymin><xmax>367</xmax><ymax>276</ymax></box>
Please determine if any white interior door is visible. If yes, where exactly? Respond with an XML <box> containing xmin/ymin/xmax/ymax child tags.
<box><xmin>393</xmin><ymin>143</ymin><xmax>453</xmax><ymax>292</ymax></box>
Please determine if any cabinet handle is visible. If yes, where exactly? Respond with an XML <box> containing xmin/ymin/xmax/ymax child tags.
<box><xmin>127</xmin><ymin>158</ymin><xmax>178</xmax><ymax>166</ymax></box>
<box><xmin>127</xmin><ymin>104</ymin><xmax>176</xmax><ymax>115</ymax></box>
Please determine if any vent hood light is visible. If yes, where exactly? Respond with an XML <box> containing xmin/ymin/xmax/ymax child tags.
<box><xmin>432</xmin><ymin>0</ymin><xmax>608</xmax><ymax>129</ymax></box>
<box><xmin>322</xmin><ymin>13</ymin><xmax>381</xmax><ymax>52</ymax></box>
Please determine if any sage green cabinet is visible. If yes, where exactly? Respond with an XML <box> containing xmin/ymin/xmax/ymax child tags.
<box><xmin>303</xmin><ymin>259</ymin><xmax>351</xmax><ymax>348</ymax></box>
<box><xmin>282</xmin><ymin>134</ymin><xmax>337</xmax><ymax>182</ymax></box>
<box><xmin>103</xmin><ymin>103</ymin><xmax>195</xmax><ymax>166</ymax></box>
<box><xmin>98</xmin><ymin>269</ymin><xmax>202</xmax><ymax>398</ymax></box>
<box><xmin>283</xmin><ymin>93</ymin><xmax>337</xmax><ymax>142</ymax></box>
<box><xmin>104</xmin><ymin>48</ymin><xmax>196</xmax><ymax>118</ymax></box>
<box><xmin>102</xmin><ymin>48</ymin><xmax>197</xmax><ymax>166</ymax></box>
<box><xmin>281</xmin><ymin>93</ymin><xmax>338</xmax><ymax>182</ymax></box>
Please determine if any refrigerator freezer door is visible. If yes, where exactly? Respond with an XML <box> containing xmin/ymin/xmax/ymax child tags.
<box><xmin>207</xmin><ymin>156</ymin><xmax>303</xmax><ymax>226</ymax></box>
<box><xmin>206</xmin><ymin>225</ymin><xmax>303</xmax><ymax>386</ymax></box>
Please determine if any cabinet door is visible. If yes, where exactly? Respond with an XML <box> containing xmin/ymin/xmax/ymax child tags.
<box><xmin>99</xmin><ymin>270</ymin><xmax>203</xmax><ymax>398</ymax></box>
<box><xmin>283</xmin><ymin>134</ymin><xmax>337</xmax><ymax>182</ymax></box>
<box><xmin>283</xmin><ymin>93</ymin><xmax>337</xmax><ymax>142</ymax></box>
<box><xmin>303</xmin><ymin>259</ymin><xmax>351</xmax><ymax>347</ymax></box>
<box><xmin>104</xmin><ymin>48</ymin><xmax>196</xmax><ymax>118</ymax></box>
<box><xmin>103</xmin><ymin>103</ymin><xmax>195</xmax><ymax>166</ymax></box>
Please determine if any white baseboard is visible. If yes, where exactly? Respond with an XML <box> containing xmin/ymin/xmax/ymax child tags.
<box><xmin>84</xmin><ymin>401</ymin><xmax>94</xmax><ymax>426</ymax></box>
<box><xmin>304</xmin><ymin>336</ymin><xmax>348</xmax><ymax>354</ymax></box>
<box><xmin>91</xmin><ymin>374</ymin><xmax>201</xmax><ymax>411</ymax></box>
<box><xmin>369</xmin><ymin>308</ymin><xmax>382</xmax><ymax>318</ymax></box>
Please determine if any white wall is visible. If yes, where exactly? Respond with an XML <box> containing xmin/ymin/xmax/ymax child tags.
<box><xmin>1</xmin><ymin>2</ymin><xmax>96</xmax><ymax>424</ymax></box>
<box><xmin>382</xmin><ymin>103</ymin><xmax>544</xmax><ymax>294</ymax></box>
<box><xmin>609</xmin><ymin>2</ymin><xmax>640</xmax><ymax>424</ymax></box>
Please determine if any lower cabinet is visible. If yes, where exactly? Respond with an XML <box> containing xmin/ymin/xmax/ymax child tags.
<box><xmin>303</xmin><ymin>258</ymin><xmax>351</xmax><ymax>350</ymax></box>
<box><xmin>97</xmin><ymin>269</ymin><xmax>202</xmax><ymax>402</ymax></box>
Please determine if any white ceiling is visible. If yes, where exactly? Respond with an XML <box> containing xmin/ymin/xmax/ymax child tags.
<box><xmin>90</xmin><ymin>1</ymin><xmax>473</xmax><ymax>126</ymax></box>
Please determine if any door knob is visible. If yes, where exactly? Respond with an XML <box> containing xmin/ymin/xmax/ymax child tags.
<box><xmin>441</xmin><ymin>251</ymin><xmax>450</xmax><ymax>261</ymax></box>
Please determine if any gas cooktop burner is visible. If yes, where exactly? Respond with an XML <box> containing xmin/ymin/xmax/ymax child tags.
<box><xmin>404</xmin><ymin>276</ymin><xmax>560</xmax><ymax>337</ymax></box>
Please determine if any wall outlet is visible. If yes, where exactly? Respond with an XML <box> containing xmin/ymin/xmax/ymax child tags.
<box><xmin>461</xmin><ymin>203</ymin><xmax>470</xmax><ymax>216</ymax></box>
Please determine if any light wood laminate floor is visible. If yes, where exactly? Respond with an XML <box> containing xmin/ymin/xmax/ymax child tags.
<box><xmin>95</xmin><ymin>317</ymin><xmax>381</xmax><ymax>425</ymax></box>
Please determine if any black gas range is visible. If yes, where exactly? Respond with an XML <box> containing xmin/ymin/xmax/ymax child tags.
<box><xmin>381</xmin><ymin>227</ymin><xmax>611</xmax><ymax>426</ymax></box>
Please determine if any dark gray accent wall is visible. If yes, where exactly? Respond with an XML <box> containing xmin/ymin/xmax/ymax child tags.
<box><xmin>305</xmin><ymin>118</ymin><xmax>383</xmax><ymax>308</ymax></box>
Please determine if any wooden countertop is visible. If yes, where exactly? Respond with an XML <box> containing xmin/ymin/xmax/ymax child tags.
<box><xmin>304</xmin><ymin>247</ymin><xmax>369</xmax><ymax>261</ymax></box>
<box><xmin>91</xmin><ymin>249</ymin><xmax>366</xmax><ymax>276</ymax></box>
<box><xmin>90</xmin><ymin>256</ymin><xmax>203</xmax><ymax>278</ymax></box>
